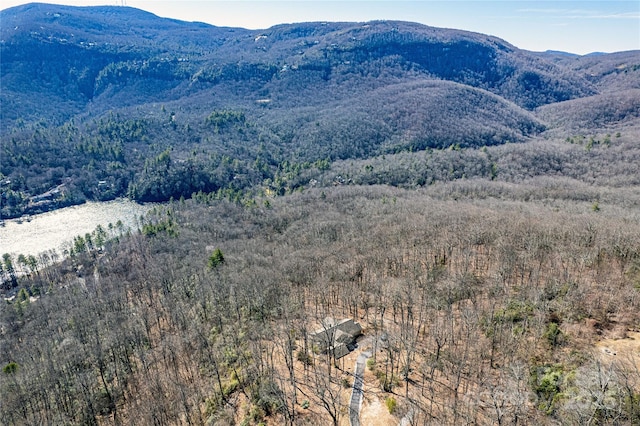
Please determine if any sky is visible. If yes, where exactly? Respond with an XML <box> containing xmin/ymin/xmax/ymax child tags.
<box><xmin>2</xmin><ymin>1</ymin><xmax>639</xmax><ymax>55</ymax></box>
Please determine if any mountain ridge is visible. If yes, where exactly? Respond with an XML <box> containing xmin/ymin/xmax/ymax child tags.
<box><xmin>1</xmin><ymin>2</ymin><xmax>606</xmax><ymax>118</ymax></box>
<box><xmin>1</xmin><ymin>3</ymin><xmax>639</xmax><ymax>217</ymax></box>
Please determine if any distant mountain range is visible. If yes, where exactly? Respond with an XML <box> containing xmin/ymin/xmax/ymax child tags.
<box><xmin>1</xmin><ymin>3</ymin><xmax>639</xmax><ymax>216</ymax></box>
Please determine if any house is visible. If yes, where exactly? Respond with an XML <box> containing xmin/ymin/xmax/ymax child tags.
<box><xmin>309</xmin><ymin>317</ymin><xmax>363</xmax><ymax>359</ymax></box>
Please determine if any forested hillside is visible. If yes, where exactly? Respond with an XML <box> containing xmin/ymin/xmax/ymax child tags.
<box><xmin>2</xmin><ymin>180</ymin><xmax>640</xmax><ymax>425</ymax></box>
<box><xmin>2</xmin><ymin>3</ymin><xmax>638</xmax><ymax>218</ymax></box>
<box><xmin>1</xmin><ymin>3</ymin><xmax>640</xmax><ymax>425</ymax></box>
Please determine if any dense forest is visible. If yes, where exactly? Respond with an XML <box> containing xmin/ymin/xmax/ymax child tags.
<box><xmin>2</xmin><ymin>4</ymin><xmax>638</xmax><ymax>219</ymax></box>
<box><xmin>2</xmin><ymin>179</ymin><xmax>640</xmax><ymax>425</ymax></box>
<box><xmin>1</xmin><ymin>3</ymin><xmax>640</xmax><ymax>425</ymax></box>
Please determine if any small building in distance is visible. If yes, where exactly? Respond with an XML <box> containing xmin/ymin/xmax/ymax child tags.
<box><xmin>309</xmin><ymin>317</ymin><xmax>363</xmax><ymax>359</ymax></box>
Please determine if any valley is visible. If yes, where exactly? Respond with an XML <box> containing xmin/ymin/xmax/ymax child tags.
<box><xmin>2</xmin><ymin>4</ymin><xmax>638</xmax><ymax>220</ymax></box>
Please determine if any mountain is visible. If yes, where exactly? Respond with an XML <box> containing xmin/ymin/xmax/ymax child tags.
<box><xmin>542</xmin><ymin>50</ymin><xmax>580</xmax><ymax>57</ymax></box>
<box><xmin>0</xmin><ymin>2</ymin><xmax>597</xmax><ymax>126</ymax></box>
<box><xmin>1</xmin><ymin>3</ymin><xmax>639</xmax><ymax>217</ymax></box>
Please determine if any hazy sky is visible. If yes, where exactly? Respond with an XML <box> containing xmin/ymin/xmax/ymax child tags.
<box><xmin>2</xmin><ymin>1</ymin><xmax>639</xmax><ymax>54</ymax></box>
